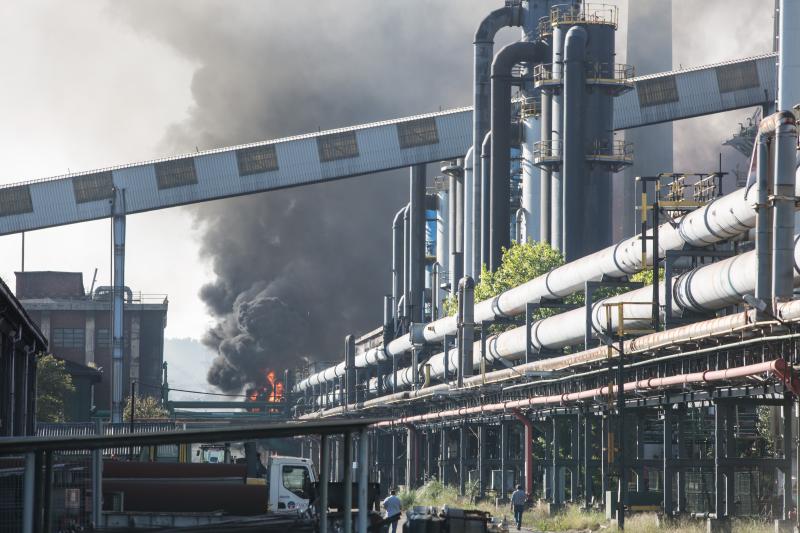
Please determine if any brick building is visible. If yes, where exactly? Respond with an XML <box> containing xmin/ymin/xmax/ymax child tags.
<box><xmin>15</xmin><ymin>271</ymin><xmax>168</xmax><ymax>418</ymax></box>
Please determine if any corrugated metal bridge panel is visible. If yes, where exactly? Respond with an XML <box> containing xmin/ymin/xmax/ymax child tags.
<box><xmin>613</xmin><ymin>53</ymin><xmax>776</xmax><ymax>129</ymax></box>
<box><xmin>0</xmin><ymin>54</ymin><xmax>776</xmax><ymax>235</ymax></box>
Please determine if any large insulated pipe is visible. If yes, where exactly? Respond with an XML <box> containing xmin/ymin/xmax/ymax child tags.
<box><xmin>771</xmin><ymin>113</ymin><xmax>798</xmax><ymax>300</ymax></box>
<box><xmin>489</xmin><ymin>40</ymin><xmax>550</xmax><ymax>271</ymax></box>
<box><xmin>480</xmin><ymin>132</ymin><xmax>492</xmax><ymax>270</ymax></box>
<box><xmin>295</xmin><ymin>156</ymin><xmax>800</xmax><ymax>392</ymax></box>
<box><xmin>778</xmin><ymin>0</ymin><xmax>800</xmax><ymax>111</ymax></box>
<box><xmin>474</xmin><ymin>5</ymin><xmax>523</xmax><ymax>270</ymax></box>
<box><xmin>306</xmin><ymin>300</ymin><xmax>800</xmax><ymax>416</ymax></box>
<box><xmin>539</xmin><ymin>90</ymin><xmax>552</xmax><ymax>244</ymax></box>
<box><xmin>463</xmin><ymin>149</ymin><xmax>475</xmax><ymax>278</ymax></box>
<box><xmin>381</xmin><ymin>238</ymin><xmax>800</xmax><ymax>390</ymax></box>
<box><xmin>409</xmin><ymin>165</ymin><xmax>426</xmax><ymax>324</ymax></box>
<box><xmin>561</xmin><ymin>26</ymin><xmax>587</xmax><ymax>262</ymax></box>
<box><xmin>392</xmin><ymin>206</ymin><xmax>408</xmax><ymax>322</ymax></box>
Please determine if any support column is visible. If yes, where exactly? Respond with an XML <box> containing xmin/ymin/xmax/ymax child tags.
<box><xmin>782</xmin><ymin>397</ymin><xmax>793</xmax><ymax>520</ymax></box>
<box><xmin>545</xmin><ymin>418</ymin><xmax>554</xmax><ymax>502</ymax></box>
<box><xmin>459</xmin><ymin>424</ymin><xmax>466</xmax><ymax>495</ymax></box>
<box><xmin>571</xmin><ymin>415</ymin><xmax>579</xmax><ymax>501</ymax></box>
<box><xmin>601</xmin><ymin>415</ymin><xmax>609</xmax><ymax>502</ymax></box>
<box><xmin>92</xmin><ymin>419</ymin><xmax>104</xmax><ymax>529</ymax></box>
<box><xmin>552</xmin><ymin>417</ymin><xmax>562</xmax><ymax>505</ymax></box>
<box><xmin>406</xmin><ymin>425</ymin><xmax>418</xmax><ymax>489</ymax></box>
<box><xmin>583</xmin><ymin>412</ymin><xmax>593</xmax><ymax>508</ymax></box>
<box><xmin>663</xmin><ymin>407</ymin><xmax>674</xmax><ymax>517</ymax></box>
<box><xmin>22</xmin><ymin>452</ymin><xmax>35</xmax><ymax>533</ymax></box>
<box><xmin>512</xmin><ymin>410</ymin><xmax>534</xmax><ymax>498</ymax></box>
<box><xmin>724</xmin><ymin>404</ymin><xmax>735</xmax><ymax>517</ymax></box>
<box><xmin>358</xmin><ymin>428</ymin><xmax>369</xmax><ymax>533</ymax></box>
<box><xmin>478</xmin><ymin>424</ymin><xmax>486</xmax><ymax>498</ymax></box>
<box><xmin>320</xmin><ymin>434</ymin><xmax>330</xmax><ymax>533</ymax></box>
<box><xmin>713</xmin><ymin>403</ymin><xmax>725</xmax><ymax>520</ymax></box>
<box><xmin>676</xmin><ymin>405</ymin><xmax>687</xmax><ymax>514</ymax></box>
<box><xmin>111</xmin><ymin>197</ymin><xmax>126</xmax><ymax>424</ymax></box>
<box><xmin>391</xmin><ymin>431</ymin><xmax>398</xmax><ymax>488</ymax></box>
<box><xmin>440</xmin><ymin>427</ymin><xmax>448</xmax><ymax>485</ymax></box>
<box><xmin>500</xmin><ymin>420</ymin><xmax>508</xmax><ymax>500</ymax></box>
<box><xmin>343</xmin><ymin>431</ymin><xmax>353</xmax><ymax>533</ymax></box>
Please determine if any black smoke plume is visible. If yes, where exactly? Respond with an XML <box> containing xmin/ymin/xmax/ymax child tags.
<box><xmin>109</xmin><ymin>0</ymin><xmax>771</xmax><ymax>393</ymax></box>
<box><xmin>109</xmin><ymin>0</ymin><xmax>493</xmax><ymax>393</ymax></box>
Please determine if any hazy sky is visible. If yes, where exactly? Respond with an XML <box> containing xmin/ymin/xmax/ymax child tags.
<box><xmin>0</xmin><ymin>0</ymin><xmax>773</xmax><ymax>392</ymax></box>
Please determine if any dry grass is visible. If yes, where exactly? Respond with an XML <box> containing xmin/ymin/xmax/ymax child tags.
<box><xmin>402</xmin><ymin>486</ymin><xmax>776</xmax><ymax>533</ymax></box>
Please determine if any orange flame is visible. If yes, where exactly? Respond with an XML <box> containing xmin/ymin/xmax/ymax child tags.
<box><xmin>245</xmin><ymin>370</ymin><xmax>284</xmax><ymax>412</ymax></box>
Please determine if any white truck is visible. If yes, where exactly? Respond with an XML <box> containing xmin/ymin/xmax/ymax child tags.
<box><xmin>102</xmin><ymin>455</ymin><xmax>320</xmax><ymax>527</ymax></box>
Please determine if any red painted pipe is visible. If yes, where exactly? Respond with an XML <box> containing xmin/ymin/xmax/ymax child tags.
<box><xmin>511</xmin><ymin>409</ymin><xmax>533</xmax><ymax>498</ymax></box>
<box><xmin>376</xmin><ymin>359</ymin><xmax>787</xmax><ymax>427</ymax></box>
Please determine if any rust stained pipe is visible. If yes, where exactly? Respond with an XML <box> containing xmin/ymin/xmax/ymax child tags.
<box><xmin>375</xmin><ymin>359</ymin><xmax>790</xmax><ymax>427</ymax></box>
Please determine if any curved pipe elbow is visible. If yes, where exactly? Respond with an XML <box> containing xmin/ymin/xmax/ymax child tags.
<box><xmin>564</xmin><ymin>25</ymin><xmax>588</xmax><ymax>59</ymax></box>
<box><xmin>481</xmin><ymin>132</ymin><xmax>492</xmax><ymax>158</ymax></box>
<box><xmin>491</xmin><ymin>41</ymin><xmax>550</xmax><ymax>79</ymax></box>
<box><xmin>474</xmin><ymin>5</ymin><xmax>521</xmax><ymax>44</ymax></box>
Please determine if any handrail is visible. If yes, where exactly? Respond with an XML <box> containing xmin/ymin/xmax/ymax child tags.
<box><xmin>550</xmin><ymin>3</ymin><xmax>618</xmax><ymax>29</ymax></box>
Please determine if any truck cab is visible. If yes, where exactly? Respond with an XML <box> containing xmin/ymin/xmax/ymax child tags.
<box><xmin>263</xmin><ymin>455</ymin><xmax>317</xmax><ymax>514</ymax></box>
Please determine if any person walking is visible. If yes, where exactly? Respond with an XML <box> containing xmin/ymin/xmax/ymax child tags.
<box><xmin>382</xmin><ymin>489</ymin><xmax>402</xmax><ymax>533</ymax></box>
<box><xmin>510</xmin><ymin>485</ymin><xmax>527</xmax><ymax>531</ymax></box>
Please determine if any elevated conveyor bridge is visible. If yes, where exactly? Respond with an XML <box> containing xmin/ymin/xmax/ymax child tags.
<box><xmin>0</xmin><ymin>53</ymin><xmax>777</xmax><ymax>236</ymax></box>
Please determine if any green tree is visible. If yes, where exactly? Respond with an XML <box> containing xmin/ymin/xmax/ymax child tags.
<box><xmin>444</xmin><ymin>241</ymin><xmax>569</xmax><ymax>321</ymax></box>
<box><xmin>36</xmin><ymin>354</ymin><xmax>75</xmax><ymax>423</ymax></box>
<box><xmin>122</xmin><ymin>394</ymin><xmax>170</xmax><ymax>422</ymax></box>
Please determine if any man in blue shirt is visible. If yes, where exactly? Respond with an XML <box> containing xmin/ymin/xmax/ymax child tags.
<box><xmin>382</xmin><ymin>489</ymin><xmax>402</xmax><ymax>533</ymax></box>
<box><xmin>510</xmin><ymin>485</ymin><xmax>527</xmax><ymax>530</ymax></box>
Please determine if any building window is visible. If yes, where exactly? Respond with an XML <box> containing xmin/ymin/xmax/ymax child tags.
<box><xmin>397</xmin><ymin>117</ymin><xmax>439</xmax><ymax>149</ymax></box>
<box><xmin>317</xmin><ymin>131</ymin><xmax>359</xmax><ymax>162</ymax></box>
<box><xmin>96</xmin><ymin>329</ymin><xmax>111</xmax><ymax>349</ymax></box>
<box><xmin>636</xmin><ymin>75</ymin><xmax>679</xmax><ymax>107</ymax></box>
<box><xmin>236</xmin><ymin>145</ymin><xmax>279</xmax><ymax>176</ymax></box>
<box><xmin>0</xmin><ymin>185</ymin><xmax>34</xmax><ymax>217</ymax></box>
<box><xmin>154</xmin><ymin>158</ymin><xmax>198</xmax><ymax>190</ymax></box>
<box><xmin>716</xmin><ymin>61</ymin><xmax>760</xmax><ymax>93</ymax></box>
<box><xmin>52</xmin><ymin>328</ymin><xmax>85</xmax><ymax>349</ymax></box>
<box><xmin>72</xmin><ymin>171</ymin><xmax>114</xmax><ymax>203</ymax></box>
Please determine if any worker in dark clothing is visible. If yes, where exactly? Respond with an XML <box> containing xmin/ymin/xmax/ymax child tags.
<box><xmin>510</xmin><ymin>485</ymin><xmax>526</xmax><ymax>530</ymax></box>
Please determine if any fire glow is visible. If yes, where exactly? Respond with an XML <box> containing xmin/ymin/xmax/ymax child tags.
<box><xmin>246</xmin><ymin>370</ymin><xmax>284</xmax><ymax>413</ymax></box>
